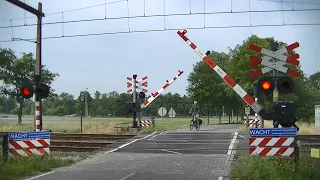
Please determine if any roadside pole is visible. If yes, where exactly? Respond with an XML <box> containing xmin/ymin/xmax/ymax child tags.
<box><xmin>270</xmin><ymin>42</ymin><xmax>279</xmax><ymax>128</ymax></box>
<box><xmin>79</xmin><ymin>92</ymin><xmax>85</xmax><ymax>133</ymax></box>
<box><xmin>132</xmin><ymin>74</ymin><xmax>138</xmax><ymax>128</ymax></box>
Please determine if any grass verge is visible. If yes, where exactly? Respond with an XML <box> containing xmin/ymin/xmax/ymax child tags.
<box><xmin>0</xmin><ymin>155</ymin><xmax>74</xmax><ymax>180</ymax></box>
<box><xmin>230</xmin><ymin>154</ymin><xmax>320</xmax><ymax>180</ymax></box>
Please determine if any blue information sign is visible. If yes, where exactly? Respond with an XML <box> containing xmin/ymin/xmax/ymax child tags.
<box><xmin>8</xmin><ymin>131</ymin><xmax>50</xmax><ymax>141</ymax></box>
<box><xmin>249</xmin><ymin>128</ymin><xmax>297</xmax><ymax>137</ymax></box>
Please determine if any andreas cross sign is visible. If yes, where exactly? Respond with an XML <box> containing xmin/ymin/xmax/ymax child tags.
<box><xmin>248</xmin><ymin>42</ymin><xmax>300</xmax><ymax>79</ymax></box>
<box><xmin>127</xmin><ymin>76</ymin><xmax>148</xmax><ymax>93</ymax></box>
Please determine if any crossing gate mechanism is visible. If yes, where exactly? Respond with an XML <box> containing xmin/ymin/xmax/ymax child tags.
<box><xmin>176</xmin><ymin>30</ymin><xmax>264</xmax><ymax>115</ymax></box>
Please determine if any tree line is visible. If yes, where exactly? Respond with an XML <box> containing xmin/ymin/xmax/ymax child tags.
<box><xmin>1</xmin><ymin>35</ymin><xmax>319</xmax><ymax>123</ymax></box>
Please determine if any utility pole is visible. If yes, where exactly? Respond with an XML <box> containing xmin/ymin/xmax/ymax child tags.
<box><xmin>84</xmin><ymin>88</ymin><xmax>88</xmax><ymax>117</ymax></box>
<box><xmin>132</xmin><ymin>74</ymin><xmax>138</xmax><ymax>128</ymax></box>
<box><xmin>6</xmin><ymin>0</ymin><xmax>45</xmax><ymax>132</ymax></box>
<box><xmin>270</xmin><ymin>42</ymin><xmax>279</xmax><ymax>128</ymax></box>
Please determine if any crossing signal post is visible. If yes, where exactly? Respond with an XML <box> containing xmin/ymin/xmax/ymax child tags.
<box><xmin>249</xmin><ymin>41</ymin><xmax>300</xmax><ymax>128</ymax></box>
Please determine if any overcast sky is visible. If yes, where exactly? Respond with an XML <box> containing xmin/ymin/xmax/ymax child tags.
<box><xmin>0</xmin><ymin>0</ymin><xmax>319</xmax><ymax>98</ymax></box>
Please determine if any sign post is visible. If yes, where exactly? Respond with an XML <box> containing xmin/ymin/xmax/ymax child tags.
<box><xmin>245</xmin><ymin>106</ymin><xmax>250</xmax><ymax>127</ymax></box>
<box><xmin>168</xmin><ymin>107</ymin><xmax>176</xmax><ymax>129</ymax></box>
<box><xmin>158</xmin><ymin>107</ymin><xmax>167</xmax><ymax>125</ymax></box>
<box><xmin>79</xmin><ymin>91</ymin><xmax>85</xmax><ymax>133</ymax></box>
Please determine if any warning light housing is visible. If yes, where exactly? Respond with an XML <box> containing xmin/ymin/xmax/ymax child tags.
<box><xmin>256</xmin><ymin>76</ymin><xmax>294</xmax><ymax>96</ymax></box>
<box><xmin>35</xmin><ymin>83</ymin><xmax>50</xmax><ymax>99</ymax></box>
<box><xmin>276</xmin><ymin>76</ymin><xmax>294</xmax><ymax>94</ymax></box>
<box><xmin>20</xmin><ymin>86</ymin><xmax>34</xmax><ymax>99</ymax></box>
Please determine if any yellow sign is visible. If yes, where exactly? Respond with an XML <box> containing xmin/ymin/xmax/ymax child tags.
<box><xmin>311</xmin><ymin>148</ymin><xmax>320</xmax><ymax>158</ymax></box>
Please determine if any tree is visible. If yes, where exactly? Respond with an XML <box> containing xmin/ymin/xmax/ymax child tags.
<box><xmin>0</xmin><ymin>48</ymin><xmax>59</xmax><ymax>123</ymax></box>
<box><xmin>187</xmin><ymin>51</ymin><xmax>231</xmax><ymax>121</ymax></box>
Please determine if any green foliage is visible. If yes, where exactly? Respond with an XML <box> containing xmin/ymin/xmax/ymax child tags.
<box><xmin>230</xmin><ymin>154</ymin><xmax>320</xmax><ymax>180</ymax></box>
<box><xmin>0</xmin><ymin>156</ymin><xmax>73</xmax><ymax>180</ymax></box>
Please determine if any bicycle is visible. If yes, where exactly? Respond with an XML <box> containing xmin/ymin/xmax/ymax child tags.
<box><xmin>190</xmin><ymin>113</ymin><xmax>200</xmax><ymax>131</ymax></box>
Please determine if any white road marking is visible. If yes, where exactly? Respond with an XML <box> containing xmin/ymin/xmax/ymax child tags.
<box><xmin>218</xmin><ymin>176</ymin><xmax>223</xmax><ymax>180</ymax></box>
<box><xmin>238</xmin><ymin>135</ymin><xmax>246</xmax><ymax>139</ymax></box>
<box><xmin>105</xmin><ymin>132</ymin><xmax>157</xmax><ymax>153</ymax></box>
<box><xmin>160</xmin><ymin>149</ymin><xmax>182</xmax><ymax>154</ymax></box>
<box><xmin>24</xmin><ymin>171</ymin><xmax>55</xmax><ymax>180</ymax></box>
<box><xmin>227</xmin><ymin>132</ymin><xmax>238</xmax><ymax>155</ymax></box>
<box><xmin>119</xmin><ymin>172</ymin><xmax>136</xmax><ymax>180</ymax></box>
<box><xmin>148</xmin><ymin>133</ymin><xmax>158</xmax><ymax>140</ymax></box>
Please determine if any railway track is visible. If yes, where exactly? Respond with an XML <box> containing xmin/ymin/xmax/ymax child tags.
<box><xmin>50</xmin><ymin>133</ymin><xmax>136</xmax><ymax>152</ymax></box>
<box><xmin>2</xmin><ymin>132</ymin><xmax>320</xmax><ymax>152</ymax></box>
<box><xmin>1</xmin><ymin>132</ymin><xmax>136</xmax><ymax>152</ymax></box>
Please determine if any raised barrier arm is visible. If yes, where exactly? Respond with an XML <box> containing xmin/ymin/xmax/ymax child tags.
<box><xmin>176</xmin><ymin>30</ymin><xmax>264</xmax><ymax>115</ymax></box>
<box><xmin>141</xmin><ymin>70</ymin><xmax>184</xmax><ymax>109</ymax></box>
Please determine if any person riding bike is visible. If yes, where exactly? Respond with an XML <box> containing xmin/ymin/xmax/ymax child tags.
<box><xmin>189</xmin><ymin>101</ymin><xmax>200</xmax><ymax>124</ymax></box>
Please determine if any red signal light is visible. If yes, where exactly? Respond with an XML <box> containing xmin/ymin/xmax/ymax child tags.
<box><xmin>22</xmin><ymin>88</ymin><xmax>30</xmax><ymax>95</ymax></box>
<box><xmin>20</xmin><ymin>87</ymin><xmax>34</xmax><ymax>99</ymax></box>
<box><xmin>261</xmin><ymin>81</ymin><xmax>271</xmax><ymax>90</ymax></box>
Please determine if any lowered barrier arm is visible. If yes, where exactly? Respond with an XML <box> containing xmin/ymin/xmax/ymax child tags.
<box><xmin>141</xmin><ymin>70</ymin><xmax>184</xmax><ymax>109</ymax></box>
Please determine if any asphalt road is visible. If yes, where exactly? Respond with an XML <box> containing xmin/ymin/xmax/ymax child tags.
<box><xmin>25</xmin><ymin>124</ymin><xmax>249</xmax><ymax>180</ymax></box>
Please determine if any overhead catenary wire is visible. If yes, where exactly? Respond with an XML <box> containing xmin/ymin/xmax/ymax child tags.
<box><xmin>0</xmin><ymin>0</ymin><xmax>127</xmax><ymax>22</ymax></box>
<box><xmin>1</xmin><ymin>0</ymin><xmax>319</xmax><ymax>23</ymax></box>
<box><xmin>1</xmin><ymin>22</ymin><xmax>319</xmax><ymax>43</ymax></box>
<box><xmin>1</xmin><ymin>8</ymin><xmax>320</xmax><ymax>29</ymax></box>
<box><xmin>1</xmin><ymin>0</ymin><xmax>320</xmax><ymax>43</ymax></box>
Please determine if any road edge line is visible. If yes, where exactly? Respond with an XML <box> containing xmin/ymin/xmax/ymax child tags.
<box><xmin>227</xmin><ymin>132</ymin><xmax>238</xmax><ymax>155</ymax></box>
<box><xmin>24</xmin><ymin>171</ymin><xmax>56</xmax><ymax>180</ymax></box>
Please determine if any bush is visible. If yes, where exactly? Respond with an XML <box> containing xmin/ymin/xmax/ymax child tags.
<box><xmin>230</xmin><ymin>154</ymin><xmax>320</xmax><ymax>180</ymax></box>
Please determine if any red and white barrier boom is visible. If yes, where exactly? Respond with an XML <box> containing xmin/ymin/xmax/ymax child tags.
<box><xmin>141</xmin><ymin>70</ymin><xmax>184</xmax><ymax>109</ymax></box>
<box><xmin>249</xmin><ymin>42</ymin><xmax>300</xmax><ymax>79</ymax></box>
<box><xmin>127</xmin><ymin>76</ymin><xmax>148</xmax><ymax>93</ymax></box>
<box><xmin>177</xmin><ymin>30</ymin><xmax>263</xmax><ymax>114</ymax></box>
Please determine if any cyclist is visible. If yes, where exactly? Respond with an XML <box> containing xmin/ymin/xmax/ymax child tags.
<box><xmin>189</xmin><ymin>101</ymin><xmax>200</xmax><ymax>124</ymax></box>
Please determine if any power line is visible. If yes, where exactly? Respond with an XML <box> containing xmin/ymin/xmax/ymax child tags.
<box><xmin>0</xmin><ymin>0</ymin><xmax>318</xmax><ymax>23</ymax></box>
<box><xmin>0</xmin><ymin>0</ymin><xmax>126</xmax><ymax>22</ymax></box>
<box><xmin>1</xmin><ymin>8</ymin><xmax>320</xmax><ymax>29</ymax></box>
<box><xmin>1</xmin><ymin>22</ymin><xmax>319</xmax><ymax>43</ymax></box>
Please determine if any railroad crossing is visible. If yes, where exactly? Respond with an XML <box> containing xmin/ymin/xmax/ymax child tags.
<box><xmin>23</xmin><ymin>124</ymin><xmax>243</xmax><ymax>180</ymax></box>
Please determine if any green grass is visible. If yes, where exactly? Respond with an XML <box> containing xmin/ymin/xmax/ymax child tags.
<box><xmin>0</xmin><ymin>116</ymin><xmax>242</xmax><ymax>133</ymax></box>
<box><xmin>0</xmin><ymin>155</ymin><xmax>74</xmax><ymax>180</ymax></box>
<box><xmin>139</xmin><ymin>117</ymin><xmax>242</xmax><ymax>132</ymax></box>
<box><xmin>230</xmin><ymin>154</ymin><xmax>320</xmax><ymax>180</ymax></box>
